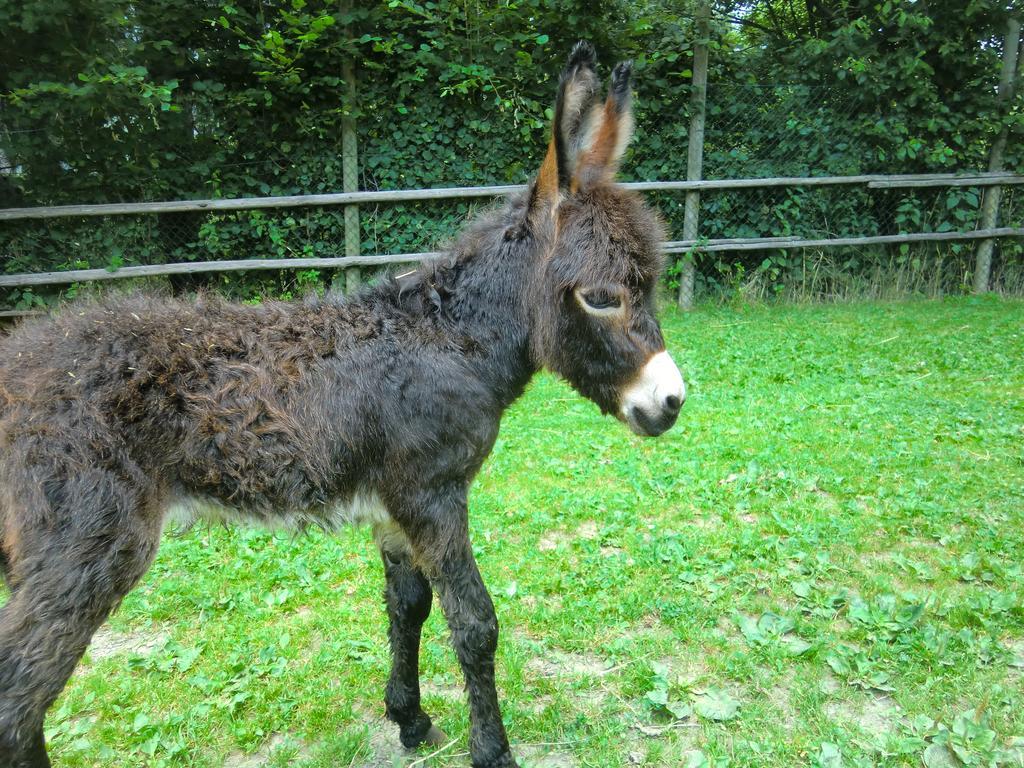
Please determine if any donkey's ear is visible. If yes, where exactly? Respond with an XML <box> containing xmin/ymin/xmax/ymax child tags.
<box><xmin>571</xmin><ymin>60</ymin><xmax>635</xmax><ymax>191</ymax></box>
<box><xmin>532</xmin><ymin>41</ymin><xmax>602</xmax><ymax>208</ymax></box>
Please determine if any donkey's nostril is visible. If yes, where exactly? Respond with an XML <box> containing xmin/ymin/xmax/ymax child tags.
<box><xmin>664</xmin><ymin>394</ymin><xmax>682</xmax><ymax>413</ymax></box>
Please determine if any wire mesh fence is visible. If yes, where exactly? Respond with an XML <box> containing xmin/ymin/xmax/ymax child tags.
<box><xmin>2</xmin><ymin>78</ymin><xmax>1022</xmax><ymax>312</ymax></box>
<box><xmin>705</xmin><ymin>84</ymin><xmax>875</xmax><ymax>178</ymax></box>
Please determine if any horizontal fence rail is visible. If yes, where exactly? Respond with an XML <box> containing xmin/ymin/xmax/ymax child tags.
<box><xmin>2</xmin><ymin>173</ymin><xmax>1022</xmax><ymax>222</ymax></box>
<box><xmin>0</xmin><ymin>254</ymin><xmax>440</xmax><ymax>288</ymax></box>
<box><xmin>1</xmin><ymin>172</ymin><xmax>1022</xmax><ymax>296</ymax></box>
<box><xmin>5</xmin><ymin>230</ymin><xmax>1023</xmax><ymax>289</ymax></box>
<box><xmin>662</xmin><ymin>227</ymin><xmax>1024</xmax><ymax>254</ymax></box>
<box><xmin>0</xmin><ymin>186</ymin><xmax>522</xmax><ymax>221</ymax></box>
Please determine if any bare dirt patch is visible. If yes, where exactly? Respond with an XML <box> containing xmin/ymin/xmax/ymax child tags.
<box><xmin>1006</xmin><ymin>637</ymin><xmax>1024</xmax><ymax>676</ymax></box>
<box><xmin>85</xmin><ymin>625</ymin><xmax>168</xmax><ymax>663</ymax></box>
<box><xmin>819</xmin><ymin>670</ymin><xmax>842</xmax><ymax>694</ymax></box>
<box><xmin>626</xmin><ymin>726</ymin><xmax>702</xmax><ymax>764</ymax></box>
<box><xmin>627</xmin><ymin>748</ymin><xmax>646</xmax><ymax>764</ymax></box>
<box><xmin>525</xmin><ymin>649</ymin><xmax>612</xmax><ymax>680</ymax></box>
<box><xmin>825</xmin><ymin>692</ymin><xmax>900</xmax><ymax>739</ymax></box>
<box><xmin>521</xmin><ymin>646</ymin><xmax>613</xmax><ymax>715</ymax></box>
<box><xmin>527</xmin><ymin>693</ymin><xmax>555</xmax><ymax>714</ymax></box>
<box><xmin>357</xmin><ymin>718</ymin><xmax>408</xmax><ymax>768</ymax></box>
<box><xmin>686</xmin><ymin>513</ymin><xmax>720</xmax><ymax>530</ymax></box>
<box><xmin>518</xmin><ymin>743</ymin><xmax>578</xmax><ymax>767</ymax></box>
<box><xmin>354</xmin><ymin>718</ymin><xmax>467</xmax><ymax>768</ymax></box>
<box><xmin>297</xmin><ymin>633</ymin><xmax>324</xmax><ymax>665</ymax></box>
<box><xmin>576</xmin><ymin>520</ymin><xmax>599</xmax><ymax>540</ymax></box>
<box><xmin>766</xmin><ymin>671</ymin><xmax>798</xmax><ymax>730</ymax></box>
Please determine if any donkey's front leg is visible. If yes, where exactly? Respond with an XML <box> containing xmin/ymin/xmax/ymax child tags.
<box><xmin>431</xmin><ymin>542</ymin><xmax>517</xmax><ymax>768</ymax></box>
<box><xmin>392</xmin><ymin>482</ymin><xmax>517</xmax><ymax>768</ymax></box>
<box><xmin>373</xmin><ymin>523</ymin><xmax>447</xmax><ymax>750</ymax></box>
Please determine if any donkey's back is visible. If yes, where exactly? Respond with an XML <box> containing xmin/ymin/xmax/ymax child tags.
<box><xmin>0</xmin><ymin>291</ymin><xmax>496</xmax><ymax>534</ymax></box>
<box><xmin>0</xmin><ymin>283</ymin><xmax>510</xmax><ymax>766</ymax></box>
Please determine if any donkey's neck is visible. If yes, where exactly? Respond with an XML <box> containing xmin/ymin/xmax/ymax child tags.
<box><xmin>425</xmin><ymin>205</ymin><xmax>542</xmax><ymax>411</ymax></box>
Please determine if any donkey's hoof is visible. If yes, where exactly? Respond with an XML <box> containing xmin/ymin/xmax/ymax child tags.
<box><xmin>397</xmin><ymin>712</ymin><xmax>446</xmax><ymax>750</ymax></box>
<box><xmin>422</xmin><ymin>724</ymin><xmax>449</xmax><ymax>746</ymax></box>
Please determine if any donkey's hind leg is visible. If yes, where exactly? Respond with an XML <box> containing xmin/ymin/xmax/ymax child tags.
<box><xmin>0</xmin><ymin>468</ymin><xmax>162</xmax><ymax>768</ymax></box>
<box><xmin>373</xmin><ymin>522</ymin><xmax>447</xmax><ymax>750</ymax></box>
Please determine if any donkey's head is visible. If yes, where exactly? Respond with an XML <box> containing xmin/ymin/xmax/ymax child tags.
<box><xmin>523</xmin><ymin>42</ymin><xmax>685</xmax><ymax>437</ymax></box>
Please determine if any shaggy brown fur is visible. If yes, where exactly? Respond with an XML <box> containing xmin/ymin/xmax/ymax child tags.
<box><xmin>0</xmin><ymin>43</ymin><xmax>681</xmax><ymax>768</ymax></box>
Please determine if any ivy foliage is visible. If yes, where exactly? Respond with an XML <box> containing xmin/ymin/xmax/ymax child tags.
<box><xmin>0</xmin><ymin>0</ymin><xmax>1021</xmax><ymax>306</ymax></box>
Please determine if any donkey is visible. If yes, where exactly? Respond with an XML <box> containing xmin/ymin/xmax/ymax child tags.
<box><xmin>0</xmin><ymin>43</ymin><xmax>684</xmax><ymax>768</ymax></box>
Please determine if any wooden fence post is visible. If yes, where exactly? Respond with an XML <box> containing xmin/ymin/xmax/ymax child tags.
<box><xmin>678</xmin><ymin>1</ymin><xmax>710</xmax><ymax>310</ymax></box>
<box><xmin>974</xmin><ymin>16</ymin><xmax>1021</xmax><ymax>294</ymax></box>
<box><xmin>342</xmin><ymin>48</ymin><xmax>361</xmax><ymax>294</ymax></box>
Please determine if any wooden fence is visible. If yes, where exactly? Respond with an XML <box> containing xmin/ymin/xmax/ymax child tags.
<box><xmin>1</xmin><ymin>172</ymin><xmax>1023</xmax><ymax>307</ymax></box>
<box><xmin>671</xmin><ymin>3</ymin><xmax>1023</xmax><ymax>306</ymax></box>
<box><xmin>4</xmin><ymin>5</ymin><xmax>1020</xmax><ymax>315</ymax></box>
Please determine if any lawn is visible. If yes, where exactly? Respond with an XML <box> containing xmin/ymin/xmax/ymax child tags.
<box><xmin>37</xmin><ymin>296</ymin><xmax>1024</xmax><ymax>768</ymax></box>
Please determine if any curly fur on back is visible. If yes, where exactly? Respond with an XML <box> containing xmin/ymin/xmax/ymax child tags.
<box><xmin>0</xmin><ymin>44</ymin><xmax>676</xmax><ymax>768</ymax></box>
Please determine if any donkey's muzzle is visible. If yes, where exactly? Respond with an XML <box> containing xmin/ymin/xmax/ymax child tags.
<box><xmin>620</xmin><ymin>351</ymin><xmax>686</xmax><ymax>437</ymax></box>
<box><xmin>626</xmin><ymin>402</ymin><xmax>679</xmax><ymax>436</ymax></box>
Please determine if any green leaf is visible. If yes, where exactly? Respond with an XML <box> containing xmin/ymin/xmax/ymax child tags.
<box><xmin>535</xmin><ymin>34</ymin><xmax>549</xmax><ymax>45</ymax></box>
<box><xmin>866</xmin><ymin>671</ymin><xmax>895</xmax><ymax>692</ymax></box>
<box><xmin>816</xmin><ymin>742</ymin><xmax>843</xmax><ymax>768</ymax></box>
<box><xmin>667</xmin><ymin>700</ymin><xmax>693</xmax><ymax>720</ymax></box>
<box><xmin>792</xmin><ymin>581</ymin><xmax>812</xmax><ymax>598</ymax></box>
<box><xmin>825</xmin><ymin>651</ymin><xmax>850</xmax><ymax>676</ymax></box>
<box><xmin>693</xmin><ymin>688</ymin><xmax>740</xmax><ymax>721</ymax></box>
<box><xmin>736</xmin><ymin>613</ymin><xmax>763</xmax><ymax>645</ymax></box>
<box><xmin>922</xmin><ymin>743</ymin><xmax>958</xmax><ymax>768</ymax></box>
<box><xmin>650</xmin><ymin>663</ymin><xmax>671</xmax><ymax>694</ymax></box>
<box><xmin>759</xmin><ymin>612</ymin><xmax>793</xmax><ymax>636</ymax></box>
<box><xmin>784</xmin><ymin>636</ymin><xmax>812</xmax><ymax>655</ymax></box>
<box><xmin>644</xmin><ymin>688</ymin><xmax>668</xmax><ymax>707</ymax></box>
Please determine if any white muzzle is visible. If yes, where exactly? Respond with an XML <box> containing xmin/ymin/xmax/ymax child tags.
<box><xmin>619</xmin><ymin>351</ymin><xmax>685</xmax><ymax>436</ymax></box>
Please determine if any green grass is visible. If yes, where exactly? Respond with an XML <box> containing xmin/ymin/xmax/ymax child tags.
<box><xmin>34</xmin><ymin>296</ymin><xmax>1024</xmax><ymax>767</ymax></box>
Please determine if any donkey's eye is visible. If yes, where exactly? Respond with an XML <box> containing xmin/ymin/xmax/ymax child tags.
<box><xmin>584</xmin><ymin>291</ymin><xmax>620</xmax><ymax>310</ymax></box>
<box><xmin>574</xmin><ymin>287</ymin><xmax>626</xmax><ymax>317</ymax></box>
